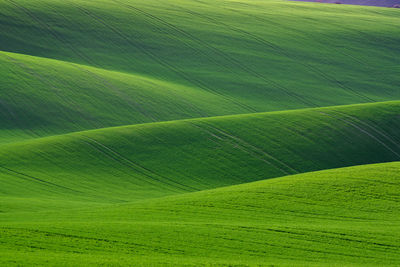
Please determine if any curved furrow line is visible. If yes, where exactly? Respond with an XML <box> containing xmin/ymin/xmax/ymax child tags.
<box><xmin>187</xmin><ymin>3</ymin><xmax>374</xmax><ymax>102</ymax></box>
<box><xmin>190</xmin><ymin>122</ymin><xmax>291</xmax><ymax>176</ymax></box>
<box><xmin>167</xmin><ymin>4</ymin><xmax>322</xmax><ymax>106</ymax></box>
<box><xmin>69</xmin><ymin>64</ymin><xmax>159</xmax><ymax>123</ymax></box>
<box><xmin>80</xmin><ymin>139</ymin><xmax>159</xmax><ymax>189</ymax></box>
<box><xmin>332</xmin><ymin>110</ymin><xmax>400</xmax><ymax>150</ymax></box>
<box><xmin>131</xmin><ymin>0</ymin><xmax>318</xmax><ymax>108</ymax></box>
<box><xmin>141</xmin><ymin>130</ymin><xmax>245</xmax><ymax>186</ymax></box>
<box><xmin>80</xmin><ymin>0</ymin><xmax>257</xmax><ymax>113</ymax></box>
<box><xmin>81</xmin><ymin>135</ymin><xmax>198</xmax><ymax>192</ymax></box>
<box><xmin>74</xmin><ymin>3</ymin><xmax>241</xmax><ymax>79</ymax></box>
<box><xmin>48</xmin><ymin>3</ymin><xmax>187</xmax><ymax>121</ymax></box>
<box><xmin>0</xmin><ymin>227</ymin><xmax>175</xmax><ymax>253</ymax></box>
<box><xmin>195</xmin><ymin>226</ymin><xmax>382</xmax><ymax>260</ymax></box>
<box><xmin>81</xmin><ymin>136</ymin><xmax>187</xmax><ymax>192</ymax></box>
<box><xmin>226</xmin><ymin>7</ymin><xmax>395</xmax><ymax>79</ymax></box>
<box><xmin>3</xmin><ymin>53</ymin><xmax>103</xmax><ymax>130</ymax></box>
<box><xmin>318</xmin><ymin>111</ymin><xmax>400</xmax><ymax>159</ymax></box>
<box><xmin>75</xmin><ymin>64</ymin><xmax>211</xmax><ymax>120</ymax></box>
<box><xmin>196</xmin><ymin>121</ymin><xmax>299</xmax><ymax>175</ymax></box>
<box><xmin>0</xmin><ymin>166</ymin><xmax>81</xmax><ymax>193</ymax></box>
<box><xmin>109</xmin><ymin>0</ymin><xmax>265</xmax><ymax>112</ymax></box>
<box><xmin>0</xmin><ymin>55</ymin><xmax>41</xmax><ymax>139</ymax></box>
<box><xmin>299</xmin><ymin>14</ymin><xmax>400</xmax><ymax>59</ymax></box>
<box><xmin>278</xmin><ymin>125</ymin><xmax>324</xmax><ymax>168</ymax></box>
<box><xmin>6</xmin><ymin>0</ymin><xmax>96</xmax><ymax>66</ymax></box>
<box><xmin>230</xmin><ymin>225</ymin><xmax>400</xmax><ymax>255</ymax></box>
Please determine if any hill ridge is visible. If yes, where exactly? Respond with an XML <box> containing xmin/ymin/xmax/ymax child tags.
<box><xmin>1</xmin><ymin>100</ymin><xmax>399</xmax><ymax>205</ymax></box>
<box><xmin>1</xmin><ymin>0</ymin><xmax>400</xmax><ymax>144</ymax></box>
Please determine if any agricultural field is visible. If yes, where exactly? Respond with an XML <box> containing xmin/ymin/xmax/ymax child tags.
<box><xmin>0</xmin><ymin>0</ymin><xmax>399</xmax><ymax>265</ymax></box>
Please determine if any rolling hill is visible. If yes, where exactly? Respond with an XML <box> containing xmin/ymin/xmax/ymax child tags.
<box><xmin>0</xmin><ymin>0</ymin><xmax>399</xmax><ymax>265</ymax></box>
<box><xmin>0</xmin><ymin>51</ymin><xmax>245</xmax><ymax>144</ymax></box>
<box><xmin>1</xmin><ymin>162</ymin><xmax>400</xmax><ymax>265</ymax></box>
<box><xmin>1</xmin><ymin>0</ymin><xmax>400</xmax><ymax>143</ymax></box>
<box><xmin>1</xmin><ymin>101</ymin><xmax>399</xmax><ymax>206</ymax></box>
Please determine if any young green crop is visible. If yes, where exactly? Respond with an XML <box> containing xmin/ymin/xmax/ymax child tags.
<box><xmin>1</xmin><ymin>0</ymin><xmax>399</xmax><ymax>265</ymax></box>
<box><xmin>2</xmin><ymin>162</ymin><xmax>399</xmax><ymax>266</ymax></box>
<box><xmin>1</xmin><ymin>0</ymin><xmax>400</xmax><ymax>143</ymax></box>
<box><xmin>1</xmin><ymin>101</ymin><xmax>399</xmax><ymax>205</ymax></box>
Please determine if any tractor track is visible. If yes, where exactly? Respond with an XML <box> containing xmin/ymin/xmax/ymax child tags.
<box><xmin>175</xmin><ymin>1</ymin><xmax>374</xmax><ymax>102</ymax></box>
<box><xmin>127</xmin><ymin>0</ymin><xmax>317</xmax><ymax>108</ymax></box>
<box><xmin>81</xmin><ymin>135</ymin><xmax>198</xmax><ymax>192</ymax></box>
<box><xmin>6</xmin><ymin>0</ymin><xmax>96</xmax><ymax>66</ymax></box>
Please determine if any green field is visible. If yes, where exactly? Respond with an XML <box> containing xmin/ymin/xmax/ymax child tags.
<box><xmin>2</xmin><ymin>162</ymin><xmax>400</xmax><ymax>265</ymax></box>
<box><xmin>1</xmin><ymin>0</ymin><xmax>399</xmax><ymax>265</ymax></box>
<box><xmin>1</xmin><ymin>0</ymin><xmax>400</xmax><ymax>142</ymax></box>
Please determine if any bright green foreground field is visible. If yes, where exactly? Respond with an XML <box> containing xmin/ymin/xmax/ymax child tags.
<box><xmin>1</xmin><ymin>162</ymin><xmax>400</xmax><ymax>266</ymax></box>
<box><xmin>1</xmin><ymin>101</ymin><xmax>400</xmax><ymax>265</ymax></box>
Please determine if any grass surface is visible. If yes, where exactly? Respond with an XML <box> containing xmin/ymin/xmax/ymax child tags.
<box><xmin>1</xmin><ymin>101</ymin><xmax>400</xmax><ymax>205</ymax></box>
<box><xmin>1</xmin><ymin>0</ymin><xmax>399</xmax><ymax>265</ymax></box>
<box><xmin>1</xmin><ymin>0</ymin><xmax>400</xmax><ymax>142</ymax></box>
<box><xmin>1</xmin><ymin>162</ymin><xmax>400</xmax><ymax>266</ymax></box>
<box><xmin>0</xmin><ymin>51</ymin><xmax>244</xmax><ymax>144</ymax></box>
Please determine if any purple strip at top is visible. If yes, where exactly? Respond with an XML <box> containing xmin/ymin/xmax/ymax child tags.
<box><xmin>291</xmin><ymin>0</ymin><xmax>400</xmax><ymax>7</ymax></box>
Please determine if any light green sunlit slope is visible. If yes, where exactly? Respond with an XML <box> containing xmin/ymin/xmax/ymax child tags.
<box><xmin>1</xmin><ymin>0</ymin><xmax>400</xmax><ymax>143</ymax></box>
<box><xmin>0</xmin><ymin>51</ymin><xmax>245</xmax><ymax>144</ymax></box>
<box><xmin>1</xmin><ymin>162</ymin><xmax>399</xmax><ymax>266</ymax></box>
<box><xmin>1</xmin><ymin>101</ymin><xmax>399</xmax><ymax>206</ymax></box>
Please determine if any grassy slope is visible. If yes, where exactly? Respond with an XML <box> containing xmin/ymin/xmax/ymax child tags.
<box><xmin>0</xmin><ymin>51</ymin><xmax>245</xmax><ymax>144</ymax></box>
<box><xmin>1</xmin><ymin>0</ymin><xmax>400</xmax><ymax>142</ymax></box>
<box><xmin>1</xmin><ymin>101</ymin><xmax>399</xmax><ymax>205</ymax></box>
<box><xmin>1</xmin><ymin>0</ymin><xmax>399</xmax><ymax>265</ymax></box>
<box><xmin>1</xmin><ymin>162</ymin><xmax>399</xmax><ymax>265</ymax></box>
